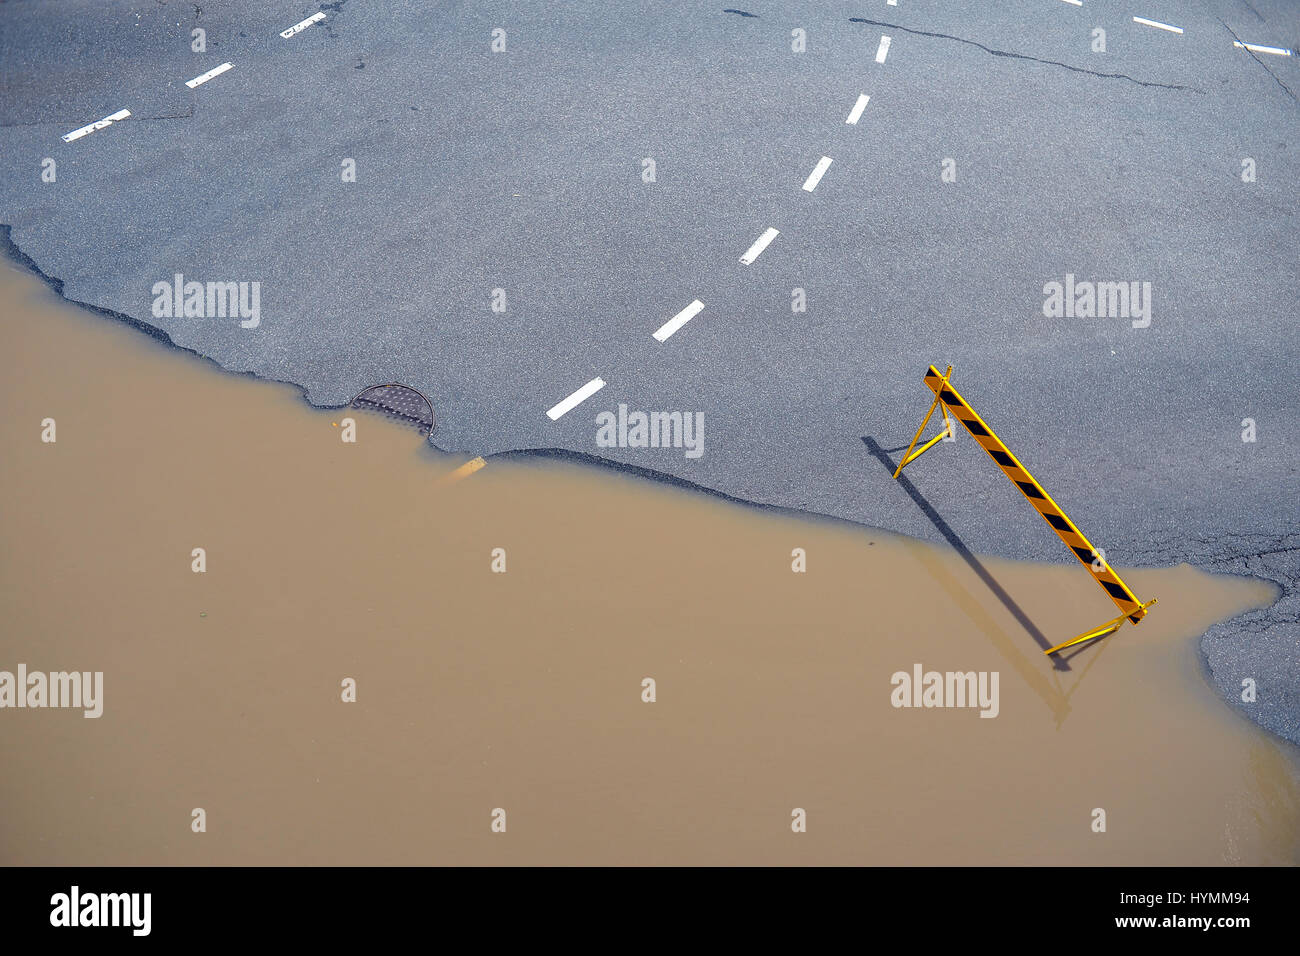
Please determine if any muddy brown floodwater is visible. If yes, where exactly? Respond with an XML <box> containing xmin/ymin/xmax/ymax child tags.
<box><xmin>0</xmin><ymin>263</ymin><xmax>1296</xmax><ymax>865</ymax></box>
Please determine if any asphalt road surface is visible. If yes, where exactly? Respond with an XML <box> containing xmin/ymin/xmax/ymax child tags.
<box><xmin>2</xmin><ymin>0</ymin><xmax>1297</xmax><ymax>743</ymax></box>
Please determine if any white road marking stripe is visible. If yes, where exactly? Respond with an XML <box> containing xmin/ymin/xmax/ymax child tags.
<box><xmin>62</xmin><ymin>109</ymin><xmax>130</xmax><ymax>143</ymax></box>
<box><xmin>1233</xmin><ymin>41</ymin><xmax>1292</xmax><ymax>56</ymax></box>
<box><xmin>653</xmin><ymin>300</ymin><xmax>705</xmax><ymax>342</ymax></box>
<box><xmin>739</xmin><ymin>227</ymin><xmax>779</xmax><ymax>265</ymax></box>
<box><xmin>802</xmin><ymin>156</ymin><xmax>834</xmax><ymax>192</ymax></box>
<box><xmin>546</xmin><ymin>377</ymin><xmax>606</xmax><ymax>421</ymax></box>
<box><xmin>186</xmin><ymin>62</ymin><xmax>233</xmax><ymax>88</ymax></box>
<box><xmin>1060</xmin><ymin>0</ymin><xmax>1082</xmax><ymax>6</ymax></box>
<box><xmin>875</xmin><ymin>35</ymin><xmax>892</xmax><ymax>63</ymax></box>
<box><xmin>887</xmin><ymin>0</ymin><xmax>897</xmax><ymax>6</ymax></box>
<box><xmin>280</xmin><ymin>11</ymin><xmax>326</xmax><ymax>39</ymax></box>
<box><xmin>845</xmin><ymin>93</ymin><xmax>870</xmax><ymax>124</ymax></box>
<box><xmin>1132</xmin><ymin>16</ymin><xmax>1183</xmax><ymax>34</ymax></box>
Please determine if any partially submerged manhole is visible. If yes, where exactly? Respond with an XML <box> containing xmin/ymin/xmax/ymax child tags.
<box><xmin>348</xmin><ymin>383</ymin><xmax>435</xmax><ymax>437</ymax></box>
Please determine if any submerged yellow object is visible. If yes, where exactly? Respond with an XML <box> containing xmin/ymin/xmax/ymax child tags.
<box><xmin>441</xmin><ymin>456</ymin><xmax>486</xmax><ymax>486</ymax></box>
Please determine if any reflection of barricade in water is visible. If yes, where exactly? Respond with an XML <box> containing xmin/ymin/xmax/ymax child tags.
<box><xmin>348</xmin><ymin>383</ymin><xmax>436</xmax><ymax>437</ymax></box>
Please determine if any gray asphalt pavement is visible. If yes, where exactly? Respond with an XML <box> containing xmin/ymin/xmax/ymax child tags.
<box><xmin>2</xmin><ymin>0</ymin><xmax>1297</xmax><ymax>743</ymax></box>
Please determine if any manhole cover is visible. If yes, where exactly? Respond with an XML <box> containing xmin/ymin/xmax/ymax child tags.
<box><xmin>348</xmin><ymin>383</ymin><xmax>435</xmax><ymax>437</ymax></box>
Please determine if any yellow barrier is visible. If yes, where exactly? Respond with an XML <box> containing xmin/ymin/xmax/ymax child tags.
<box><xmin>894</xmin><ymin>366</ymin><xmax>1155</xmax><ymax>656</ymax></box>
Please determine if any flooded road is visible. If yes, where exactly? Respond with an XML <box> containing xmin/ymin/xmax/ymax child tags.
<box><xmin>1</xmin><ymin>264</ymin><xmax>1295</xmax><ymax>865</ymax></box>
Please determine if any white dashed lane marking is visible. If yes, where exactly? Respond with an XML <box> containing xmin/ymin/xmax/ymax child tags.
<box><xmin>58</xmin><ymin>1</ymin><xmax>1287</xmax><ymax>444</ymax></box>
<box><xmin>186</xmin><ymin>62</ymin><xmax>233</xmax><ymax>89</ymax></box>
<box><xmin>1233</xmin><ymin>41</ymin><xmax>1292</xmax><ymax>56</ymax></box>
<box><xmin>1132</xmin><ymin>16</ymin><xmax>1183</xmax><ymax>35</ymax></box>
<box><xmin>62</xmin><ymin>109</ymin><xmax>130</xmax><ymax>143</ymax></box>
<box><xmin>280</xmin><ymin>12</ymin><xmax>326</xmax><ymax>39</ymax></box>
<box><xmin>802</xmin><ymin>156</ymin><xmax>834</xmax><ymax>192</ymax></box>
<box><xmin>547</xmin><ymin>377</ymin><xmax>607</xmax><ymax>421</ymax></box>
<box><xmin>653</xmin><ymin>300</ymin><xmax>705</xmax><ymax>343</ymax></box>
<box><xmin>845</xmin><ymin>94</ymin><xmax>870</xmax><ymax>125</ymax></box>
<box><xmin>739</xmin><ymin>228</ymin><xmax>780</xmax><ymax>265</ymax></box>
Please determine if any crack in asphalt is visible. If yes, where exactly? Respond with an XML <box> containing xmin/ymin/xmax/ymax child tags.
<box><xmin>1237</xmin><ymin>0</ymin><xmax>1266</xmax><ymax>23</ymax></box>
<box><xmin>1215</xmin><ymin>16</ymin><xmax>1298</xmax><ymax>103</ymax></box>
<box><xmin>848</xmin><ymin>17</ymin><xmax>1207</xmax><ymax>94</ymax></box>
<box><xmin>126</xmin><ymin>108</ymin><xmax>195</xmax><ymax>122</ymax></box>
<box><xmin>0</xmin><ymin>107</ymin><xmax>194</xmax><ymax>130</ymax></box>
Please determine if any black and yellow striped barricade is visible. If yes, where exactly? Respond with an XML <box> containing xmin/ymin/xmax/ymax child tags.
<box><xmin>894</xmin><ymin>365</ymin><xmax>1156</xmax><ymax>656</ymax></box>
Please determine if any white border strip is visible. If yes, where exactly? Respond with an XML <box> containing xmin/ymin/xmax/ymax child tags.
<box><xmin>62</xmin><ymin>109</ymin><xmax>130</xmax><ymax>143</ymax></box>
<box><xmin>186</xmin><ymin>62</ymin><xmax>233</xmax><ymax>89</ymax></box>
<box><xmin>281</xmin><ymin>12</ymin><xmax>326</xmax><ymax>39</ymax></box>
<box><xmin>845</xmin><ymin>94</ymin><xmax>870</xmax><ymax>125</ymax></box>
<box><xmin>1233</xmin><ymin>41</ymin><xmax>1292</xmax><ymax>56</ymax></box>
<box><xmin>802</xmin><ymin>156</ymin><xmax>834</xmax><ymax>192</ymax></box>
<box><xmin>739</xmin><ymin>227</ymin><xmax>780</xmax><ymax>265</ymax></box>
<box><xmin>1132</xmin><ymin>16</ymin><xmax>1183</xmax><ymax>35</ymax></box>
<box><xmin>547</xmin><ymin>377</ymin><xmax>607</xmax><ymax>421</ymax></box>
<box><xmin>653</xmin><ymin>300</ymin><xmax>705</xmax><ymax>342</ymax></box>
